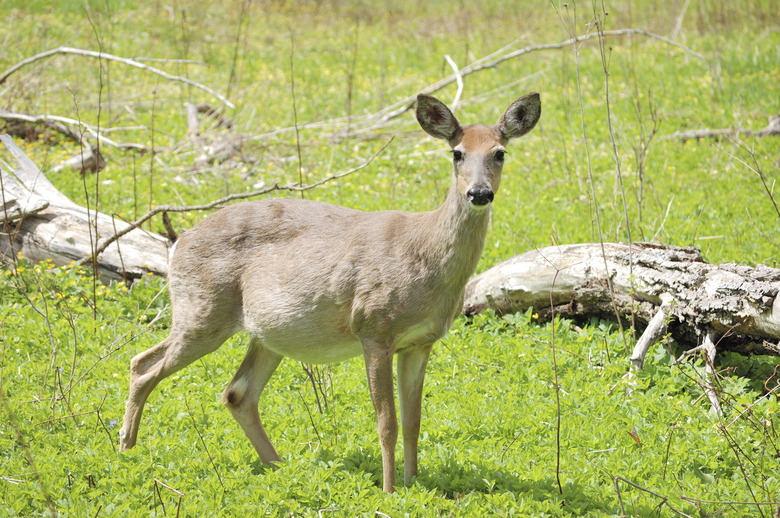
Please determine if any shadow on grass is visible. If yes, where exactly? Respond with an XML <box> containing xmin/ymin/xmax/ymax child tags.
<box><xmin>415</xmin><ymin>460</ymin><xmax>610</xmax><ymax>515</ymax></box>
<box><xmin>247</xmin><ymin>457</ymin><xmax>283</xmax><ymax>476</ymax></box>
<box><xmin>313</xmin><ymin>446</ymin><xmax>612</xmax><ymax>515</ymax></box>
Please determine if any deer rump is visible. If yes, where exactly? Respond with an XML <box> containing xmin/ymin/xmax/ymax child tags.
<box><xmin>170</xmin><ymin>197</ymin><xmax>461</xmax><ymax>365</ymax></box>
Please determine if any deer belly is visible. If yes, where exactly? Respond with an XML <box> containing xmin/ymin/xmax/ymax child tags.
<box><xmin>395</xmin><ymin>319</ymin><xmax>451</xmax><ymax>351</ymax></box>
<box><xmin>243</xmin><ymin>303</ymin><xmax>363</xmax><ymax>364</ymax></box>
<box><xmin>265</xmin><ymin>333</ymin><xmax>363</xmax><ymax>364</ymax></box>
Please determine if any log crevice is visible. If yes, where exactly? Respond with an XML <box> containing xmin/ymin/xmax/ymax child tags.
<box><xmin>463</xmin><ymin>242</ymin><xmax>780</xmax><ymax>358</ymax></box>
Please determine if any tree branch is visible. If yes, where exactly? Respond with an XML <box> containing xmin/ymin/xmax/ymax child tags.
<box><xmin>239</xmin><ymin>28</ymin><xmax>707</xmax><ymax>143</ymax></box>
<box><xmin>0</xmin><ymin>110</ymin><xmax>157</xmax><ymax>152</ymax></box>
<box><xmin>630</xmin><ymin>294</ymin><xmax>675</xmax><ymax>370</ymax></box>
<box><xmin>668</xmin><ymin>115</ymin><xmax>780</xmax><ymax>142</ymax></box>
<box><xmin>363</xmin><ymin>28</ymin><xmax>707</xmax><ymax>126</ymax></box>
<box><xmin>0</xmin><ymin>46</ymin><xmax>235</xmax><ymax>109</ymax></box>
<box><xmin>87</xmin><ymin>136</ymin><xmax>394</xmax><ymax>261</ymax></box>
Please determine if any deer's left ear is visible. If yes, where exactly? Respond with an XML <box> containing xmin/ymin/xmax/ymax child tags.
<box><xmin>497</xmin><ymin>92</ymin><xmax>541</xmax><ymax>140</ymax></box>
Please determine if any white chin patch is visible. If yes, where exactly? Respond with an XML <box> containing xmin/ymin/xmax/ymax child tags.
<box><xmin>468</xmin><ymin>201</ymin><xmax>492</xmax><ymax>212</ymax></box>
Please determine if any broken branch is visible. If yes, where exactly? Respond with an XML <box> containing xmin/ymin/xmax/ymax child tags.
<box><xmin>0</xmin><ymin>46</ymin><xmax>235</xmax><ymax>109</ymax></box>
<box><xmin>670</xmin><ymin>115</ymin><xmax>780</xmax><ymax>142</ymax></box>
<box><xmin>87</xmin><ymin>136</ymin><xmax>394</xmax><ymax>261</ymax></box>
<box><xmin>0</xmin><ymin>110</ymin><xmax>156</xmax><ymax>152</ymax></box>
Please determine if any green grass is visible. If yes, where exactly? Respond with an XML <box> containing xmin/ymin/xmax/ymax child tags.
<box><xmin>1</xmin><ymin>0</ymin><xmax>779</xmax><ymax>516</ymax></box>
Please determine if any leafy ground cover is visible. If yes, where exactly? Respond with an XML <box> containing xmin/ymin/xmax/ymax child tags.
<box><xmin>1</xmin><ymin>0</ymin><xmax>779</xmax><ymax>516</ymax></box>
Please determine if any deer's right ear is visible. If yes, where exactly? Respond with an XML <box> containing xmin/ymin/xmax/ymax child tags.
<box><xmin>416</xmin><ymin>94</ymin><xmax>462</xmax><ymax>142</ymax></box>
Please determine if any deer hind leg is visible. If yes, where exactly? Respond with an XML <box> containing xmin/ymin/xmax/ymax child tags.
<box><xmin>397</xmin><ymin>343</ymin><xmax>433</xmax><ymax>485</ymax></box>
<box><xmin>361</xmin><ymin>339</ymin><xmax>398</xmax><ymax>492</ymax></box>
<box><xmin>119</xmin><ymin>326</ymin><xmax>234</xmax><ymax>452</ymax></box>
<box><xmin>222</xmin><ymin>337</ymin><xmax>283</xmax><ymax>465</ymax></box>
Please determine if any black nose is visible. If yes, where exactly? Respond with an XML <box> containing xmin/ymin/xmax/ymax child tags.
<box><xmin>467</xmin><ymin>188</ymin><xmax>494</xmax><ymax>206</ymax></box>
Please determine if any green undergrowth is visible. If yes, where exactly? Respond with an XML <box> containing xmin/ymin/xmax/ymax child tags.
<box><xmin>1</xmin><ymin>258</ymin><xmax>778</xmax><ymax>516</ymax></box>
<box><xmin>1</xmin><ymin>0</ymin><xmax>779</xmax><ymax>516</ymax></box>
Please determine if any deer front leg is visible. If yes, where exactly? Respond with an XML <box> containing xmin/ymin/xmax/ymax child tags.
<box><xmin>397</xmin><ymin>343</ymin><xmax>432</xmax><ymax>485</ymax></box>
<box><xmin>361</xmin><ymin>339</ymin><xmax>398</xmax><ymax>492</ymax></box>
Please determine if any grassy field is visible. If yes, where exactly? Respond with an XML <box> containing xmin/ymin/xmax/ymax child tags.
<box><xmin>1</xmin><ymin>0</ymin><xmax>779</xmax><ymax>516</ymax></box>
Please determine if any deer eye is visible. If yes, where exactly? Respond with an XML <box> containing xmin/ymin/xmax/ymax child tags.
<box><xmin>494</xmin><ymin>149</ymin><xmax>506</xmax><ymax>162</ymax></box>
<box><xmin>452</xmin><ymin>150</ymin><xmax>463</xmax><ymax>162</ymax></box>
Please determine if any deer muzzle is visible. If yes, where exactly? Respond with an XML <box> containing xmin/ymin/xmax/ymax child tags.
<box><xmin>466</xmin><ymin>187</ymin><xmax>494</xmax><ymax>206</ymax></box>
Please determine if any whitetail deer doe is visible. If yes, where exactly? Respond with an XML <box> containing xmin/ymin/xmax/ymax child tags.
<box><xmin>119</xmin><ymin>92</ymin><xmax>541</xmax><ymax>492</ymax></box>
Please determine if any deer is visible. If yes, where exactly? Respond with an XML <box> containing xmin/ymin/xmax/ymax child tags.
<box><xmin>119</xmin><ymin>92</ymin><xmax>541</xmax><ymax>492</ymax></box>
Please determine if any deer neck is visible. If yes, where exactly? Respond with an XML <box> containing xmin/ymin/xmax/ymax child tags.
<box><xmin>413</xmin><ymin>181</ymin><xmax>491</xmax><ymax>288</ymax></box>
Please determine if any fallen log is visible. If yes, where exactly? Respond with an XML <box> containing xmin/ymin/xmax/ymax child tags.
<box><xmin>463</xmin><ymin>242</ymin><xmax>780</xmax><ymax>361</ymax></box>
<box><xmin>1</xmin><ymin>134</ymin><xmax>170</xmax><ymax>281</ymax></box>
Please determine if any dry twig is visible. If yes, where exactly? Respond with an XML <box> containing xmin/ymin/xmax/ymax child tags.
<box><xmin>669</xmin><ymin>115</ymin><xmax>780</xmax><ymax>142</ymax></box>
<box><xmin>0</xmin><ymin>46</ymin><xmax>235</xmax><ymax>108</ymax></box>
<box><xmin>239</xmin><ymin>28</ymin><xmax>706</xmax><ymax>143</ymax></box>
<box><xmin>87</xmin><ymin>137</ymin><xmax>394</xmax><ymax>261</ymax></box>
<box><xmin>355</xmin><ymin>28</ymin><xmax>706</xmax><ymax>127</ymax></box>
<box><xmin>0</xmin><ymin>110</ymin><xmax>156</xmax><ymax>152</ymax></box>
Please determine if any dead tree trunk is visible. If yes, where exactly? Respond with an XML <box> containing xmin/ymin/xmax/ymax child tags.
<box><xmin>463</xmin><ymin>242</ymin><xmax>780</xmax><ymax>361</ymax></box>
<box><xmin>1</xmin><ymin>134</ymin><xmax>170</xmax><ymax>281</ymax></box>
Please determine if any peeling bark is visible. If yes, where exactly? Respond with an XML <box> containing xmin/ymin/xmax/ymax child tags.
<box><xmin>1</xmin><ymin>135</ymin><xmax>170</xmax><ymax>281</ymax></box>
<box><xmin>463</xmin><ymin>242</ymin><xmax>780</xmax><ymax>358</ymax></box>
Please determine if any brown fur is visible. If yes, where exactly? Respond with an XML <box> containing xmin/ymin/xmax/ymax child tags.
<box><xmin>119</xmin><ymin>92</ymin><xmax>541</xmax><ymax>492</ymax></box>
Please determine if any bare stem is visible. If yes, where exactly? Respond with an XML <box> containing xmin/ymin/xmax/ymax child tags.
<box><xmin>289</xmin><ymin>30</ymin><xmax>305</xmax><ymax>199</ymax></box>
<box><xmin>184</xmin><ymin>394</ymin><xmax>224</xmax><ymax>490</ymax></box>
<box><xmin>153</xmin><ymin>479</ymin><xmax>183</xmax><ymax>518</ymax></box>
<box><xmin>0</xmin><ymin>111</ymin><xmax>156</xmax><ymax>151</ymax></box>
<box><xmin>443</xmin><ymin>55</ymin><xmax>464</xmax><ymax>113</ymax></box>
<box><xmin>549</xmin><ymin>267</ymin><xmax>563</xmax><ymax>495</ymax></box>
<box><xmin>552</xmin><ymin>1</ymin><xmax>627</xmax><ymax>348</ymax></box>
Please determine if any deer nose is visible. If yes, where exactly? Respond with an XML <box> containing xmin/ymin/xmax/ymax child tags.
<box><xmin>467</xmin><ymin>187</ymin><xmax>494</xmax><ymax>206</ymax></box>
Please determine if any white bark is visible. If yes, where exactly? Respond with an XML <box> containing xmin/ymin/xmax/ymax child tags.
<box><xmin>629</xmin><ymin>293</ymin><xmax>674</xmax><ymax>370</ymax></box>
<box><xmin>1</xmin><ymin>135</ymin><xmax>170</xmax><ymax>281</ymax></box>
<box><xmin>702</xmin><ymin>332</ymin><xmax>722</xmax><ymax>414</ymax></box>
<box><xmin>669</xmin><ymin>114</ymin><xmax>780</xmax><ymax>142</ymax></box>
<box><xmin>463</xmin><ymin>243</ymin><xmax>780</xmax><ymax>358</ymax></box>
